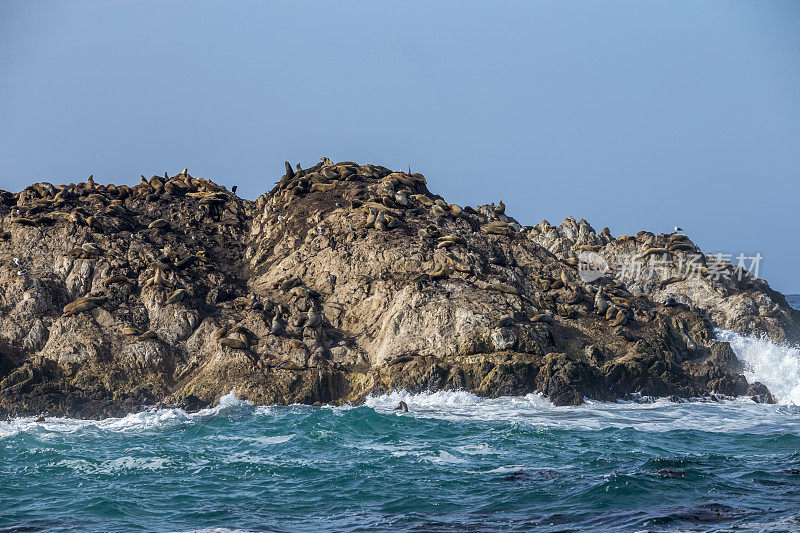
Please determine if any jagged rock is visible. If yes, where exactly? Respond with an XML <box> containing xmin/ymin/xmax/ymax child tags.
<box><xmin>0</xmin><ymin>161</ymin><xmax>794</xmax><ymax>417</ymax></box>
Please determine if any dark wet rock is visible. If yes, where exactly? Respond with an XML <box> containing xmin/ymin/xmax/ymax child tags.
<box><xmin>746</xmin><ymin>382</ymin><xmax>775</xmax><ymax>404</ymax></box>
<box><xmin>0</xmin><ymin>161</ymin><xmax>793</xmax><ymax>417</ymax></box>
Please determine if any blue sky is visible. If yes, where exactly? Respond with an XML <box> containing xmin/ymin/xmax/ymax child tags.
<box><xmin>1</xmin><ymin>1</ymin><xmax>799</xmax><ymax>292</ymax></box>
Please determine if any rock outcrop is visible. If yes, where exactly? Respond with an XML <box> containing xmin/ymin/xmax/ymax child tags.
<box><xmin>0</xmin><ymin>161</ymin><xmax>794</xmax><ymax>417</ymax></box>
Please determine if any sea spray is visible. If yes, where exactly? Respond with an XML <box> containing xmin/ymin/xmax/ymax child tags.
<box><xmin>716</xmin><ymin>329</ymin><xmax>800</xmax><ymax>405</ymax></box>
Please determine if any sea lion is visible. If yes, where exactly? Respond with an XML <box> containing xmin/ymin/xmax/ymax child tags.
<box><xmin>214</xmin><ymin>327</ymin><xmax>229</xmax><ymax>339</ymax></box>
<box><xmin>284</xmin><ymin>161</ymin><xmax>295</xmax><ymax>180</ymax></box>
<box><xmin>394</xmin><ymin>401</ymin><xmax>409</xmax><ymax>413</ymax></box>
<box><xmin>411</xmin><ymin>194</ymin><xmax>435</xmax><ymax>207</ymax></box>
<box><xmin>481</xmin><ymin>221</ymin><xmax>513</xmax><ymax>236</ymax></box>
<box><xmin>618</xmin><ymin>330</ymin><xmax>642</xmax><ymax>342</ymax></box>
<box><xmin>487</xmin><ymin>282</ymin><xmax>519</xmax><ymax>295</ymax></box>
<box><xmin>219</xmin><ymin>337</ymin><xmax>247</xmax><ymax>350</ymax></box>
<box><xmin>136</xmin><ymin>330</ymin><xmax>157</xmax><ymax>342</ymax></box>
<box><xmin>595</xmin><ymin>287</ymin><xmax>609</xmax><ymax>315</ymax></box>
<box><xmin>365</xmin><ymin>209</ymin><xmax>377</xmax><ymax>228</ymax></box>
<box><xmin>86</xmin><ymin>216</ymin><xmax>103</xmax><ymax>232</ymax></box>
<box><xmin>429</xmin><ymin>262</ymin><xmax>450</xmax><ymax>281</ymax></box>
<box><xmin>305</xmin><ymin>308</ymin><xmax>321</xmax><ymax>328</ymax></box>
<box><xmin>103</xmin><ymin>275</ymin><xmax>130</xmax><ymax>288</ymax></box>
<box><xmin>271</xmin><ymin>314</ymin><xmax>284</xmax><ymax>335</ymax></box>
<box><xmin>249</xmin><ymin>294</ymin><xmax>263</xmax><ymax>310</ymax></box>
<box><xmin>642</xmin><ymin>247</ymin><xmax>670</xmax><ymax>258</ymax></box>
<box><xmin>659</xmin><ymin>276</ymin><xmax>683</xmax><ymax>288</ymax></box>
<box><xmin>530</xmin><ymin>313</ymin><xmax>554</xmax><ymax>323</ymax></box>
<box><xmin>165</xmin><ymin>288</ymin><xmax>185</xmax><ymax>304</ymax></box>
<box><xmin>374</xmin><ymin>211</ymin><xmax>386</xmax><ymax>231</ymax></box>
<box><xmin>175</xmin><ymin>255</ymin><xmax>199</xmax><ymax>270</ymax></box>
<box><xmin>62</xmin><ymin>296</ymin><xmax>106</xmax><ymax>316</ymax></box>
<box><xmin>611</xmin><ymin>309</ymin><xmax>628</xmax><ymax>327</ymax></box>
<box><xmin>148</xmin><ymin>219</ymin><xmax>168</xmax><ymax>230</ymax></box>
<box><xmin>81</xmin><ymin>242</ymin><xmax>102</xmax><ymax>256</ymax></box>
<box><xmin>566</xmin><ymin>291</ymin><xmax>583</xmax><ymax>305</ymax></box>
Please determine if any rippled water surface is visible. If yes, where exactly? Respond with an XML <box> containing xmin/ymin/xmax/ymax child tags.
<box><xmin>2</xmin><ymin>299</ymin><xmax>800</xmax><ymax>532</ymax></box>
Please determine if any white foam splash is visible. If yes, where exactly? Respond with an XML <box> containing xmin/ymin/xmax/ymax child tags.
<box><xmin>0</xmin><ymin>391</ymin><xmax>256</xmax><ymax>439</ymax></box>
<box><xmin>716</xmin><ymin>329</ymin><xmax>800</xmax><ymax>406</ymax></box>
<box><xmin>365</xmin><ymin>389</ymin><xmax>800</xmax><ymax>433</ymax></box>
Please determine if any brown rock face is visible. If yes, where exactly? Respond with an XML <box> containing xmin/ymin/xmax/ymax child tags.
<box><xmin>0</xmin><ymin>162</ymin><xmax>793</xmax><ymax>417</ymax></box>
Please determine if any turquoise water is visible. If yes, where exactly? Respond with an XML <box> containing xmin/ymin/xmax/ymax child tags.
<box><xmin>2</xmin><ymin>299</ymin><xmax>800</xmax><ymax>532</ymax></box>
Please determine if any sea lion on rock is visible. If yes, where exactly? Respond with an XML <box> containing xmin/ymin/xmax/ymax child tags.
<box><xmin>618</xmin><ymin>330</ymin><xmax>642</xmax><ymax>342</ymax></box>
<box><xmin>148</xmin><ymin>219</ymin><xmax>168</xmax><ymax>230</ymax></box>
<box><xmin>249</xmin><ymin>294</ymin><xmax>263</xmax><ymax>310</ymax></box>
<box><xmin>595</xmin><ymin>288</ymin><xmax>609</xmax><ymax>315</ymax></box>
<box><xmin>165</xmin><ymin>289</ymin><xmax>185</xmax><ymax>304</ymax></box>
<box><xmin>305</xmin><ymin>308</ymin><xmax>321</xmax><ymax>328</ymax></box>
<box><xmin>431</xmin><ymin>204</ymin><xmax>447</xmax><ymax>217</ymax></box>
<box><xmin>481</xmin><ymin>221</ymin><xmax>513</xmax><ymax>236</ymax></box>
<box><xmin>487</xmin><ymin>282</ymin><xmax>519</xmax><ymax>295</ymax></box>
<box><xmin>642</xmin><ymin>247</ymin><xmax>669</xmax><ymax>258</ymax></box>
<box><xmin>411</xmin><ymin>194</ymin><xmax>434</xmax><ymax>207</ymax></box>
<box><xmin>271</xmin><ymin>314</ymin><xmax>284</xmax><ymax>335</ymax></box>
<box><xmin>611</xmin><ymin>309</ymin><xmax>628</xmax><ymax>327</ymax></box>
<box><xmin>81</xmin><ymin>243</ymin><xmax>102</xmax><ymax>256</ymax></box>
<box><xmin>219</xmin><ymin>337</ymin><xmax>247</xmax><ymax>350</ymax></box>
<box><xmin>103</xmin><ymin>275</ymin><xmax>130</xmax><ymax>288</ymax></box>
<box><xmin>136</xmin><ymin>330</ymin><xmax>158</xmax><ymax>342</ymax></box>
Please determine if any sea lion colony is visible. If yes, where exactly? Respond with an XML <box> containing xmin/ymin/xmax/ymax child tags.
<box><xmin>0</xmin><ymin>160</ymin><xmax>795</xmax><ymax>417</ymax></box>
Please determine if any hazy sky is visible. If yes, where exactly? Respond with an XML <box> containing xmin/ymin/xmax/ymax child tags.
<box><xmin>1</xmin><ymin>1</ymin><xmax>799</xmax><ymax>292</ymax></box>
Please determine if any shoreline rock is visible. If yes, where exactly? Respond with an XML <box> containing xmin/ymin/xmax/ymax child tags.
<box><xmin>0</xmin><ymin>162</ymin><xmax>795</xmax><ymax>417</ymax></box>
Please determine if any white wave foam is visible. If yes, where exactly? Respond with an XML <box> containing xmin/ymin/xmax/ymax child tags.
<box><xmin>213</xmin><ymin>434</ymin><xmax>294</xmax><ymax>445</ymax></box>
<box><xmin>364</xmin><ymin>389</ymin><xmax>800</xmax><ymax>433</ymax></box>
<box><xmin>716</xmin><ymin>329</ymin><xmax>800</xmax><ymax>406</ymax></box>
<box><xmin>456</xmin><ymin>443</ymin><xmax>501</xmax><ymax>456</ymax></box>
<box><xmin>0</xmin><ymin>391</ymin><xmax>256</xmax><ymax>439</ymax></box>
<box><xmin>422</xmin><ymin>450</ymin><xmax>468</xmax><ymax>465</ymax></box>
<box><xmin>55</xmin><ymin>456</ymin><xmax>168</xmax><ymax>474</ymax></box>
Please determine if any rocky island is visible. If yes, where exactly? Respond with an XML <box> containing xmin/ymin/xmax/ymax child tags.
<box><xmin>1</xmin><ymin>160</ymin><xmax>797</xmax><ymax>417</ymax></box>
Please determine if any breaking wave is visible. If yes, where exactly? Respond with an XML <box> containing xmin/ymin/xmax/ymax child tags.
<box><xmin>717</xmin><ymin>329</ymin><xmax>800</xmax><ymax>406</ymax></box>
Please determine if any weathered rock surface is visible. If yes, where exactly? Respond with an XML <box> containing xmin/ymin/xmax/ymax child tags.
<box><xmin>0</xmin><ymin>162</ymin><xmax>794</xmax><ymax>417</ymax></box>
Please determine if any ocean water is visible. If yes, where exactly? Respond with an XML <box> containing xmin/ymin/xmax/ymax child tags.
<box><xmin>2</xmin><ymin>300</ymin><xmax>800</xmax><ymax>532</ymax></box>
